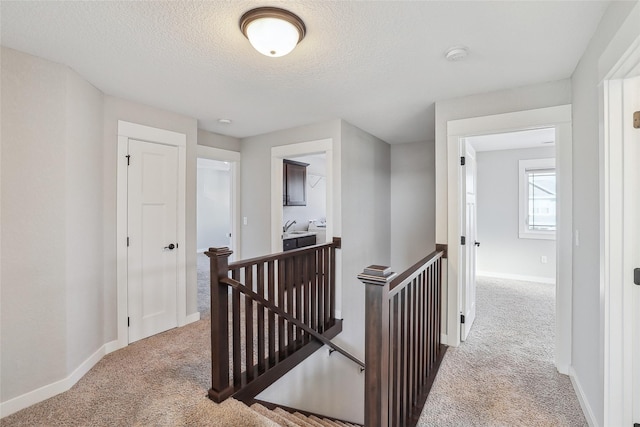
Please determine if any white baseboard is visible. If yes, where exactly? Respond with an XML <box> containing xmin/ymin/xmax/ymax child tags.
<box><xmin>477</xmin><ymin>271</ymin><xmax>556</xmax><ymax>285</ymax></box>
<box><xmin>184</xmin><ymin>312</ymin><xmax>201</xmax><ymax>325</ymax></box>
<box><xmin>0</xmin><ymin>340</ymin><xmax>118</xmax><ymax>419</ymax></box>
<box><xmin>569</xmin><ymin>366</ymin><xmax>599</xmax><ymax>427</ymax></box>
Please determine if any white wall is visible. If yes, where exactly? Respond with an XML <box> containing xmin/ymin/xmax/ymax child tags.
<box><xmin>240</xmin><ymin>120</ymin><xmax>342</xmax><ymax>259</ymax></box>
<box><xmin>102</xmin><ymin>95</ymin><xmax>199</xmax><ymax>333</ymax></box>
<box><xmin>570</xmin><ymin>2</ymin><xmax>638</xmax><ymax>425</ymax></box>
<box><xmin>390</xmin><ymin>140</ymin><xmax>436</xmax><ymax>272</ymax></box>
<box><xmin>1</xmin><ymin>47</ymin><xmax>104</xmax><ymax>402</ymax></box>
<box><xmin>197</xmin><ymin>128</ymin><xmax>240</xmax><ymax>152</ymax></box>
<box><xmin>476</xmin><ymin>147</ymin><xmax>556</xmax><ymax>282</ymax></box>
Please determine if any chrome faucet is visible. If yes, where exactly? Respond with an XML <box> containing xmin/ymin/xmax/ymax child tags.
<box><xmin>283</xmin><ymin>220</ymin><xmax>296</xmax><ymax>232</ymax></box>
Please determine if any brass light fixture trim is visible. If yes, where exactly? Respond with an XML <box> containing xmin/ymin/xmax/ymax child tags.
<box><xmin>239</xmin><ymin>7</ymin><xmax>306</xmax><ymax>57</ymax></box>
<box><xmin>240</xmin><ymin>7</ymin><xmax>306</xmax><ymax>42</ymax></box>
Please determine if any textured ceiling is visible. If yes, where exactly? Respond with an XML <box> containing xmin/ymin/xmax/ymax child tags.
<box><xmin>1</xmin><ymin>1</ymin><xmax>610</xmax><ymax>144</ymax></box>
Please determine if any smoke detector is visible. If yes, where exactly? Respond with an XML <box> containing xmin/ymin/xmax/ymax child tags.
<box><xmin>445</xmin><ymin>46</ymin><xmax>469</xmax><ymax>62</ymax></box>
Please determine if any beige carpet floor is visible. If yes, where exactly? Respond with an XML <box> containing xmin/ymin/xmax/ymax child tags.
<box><xmin>3</xmin><ymin>266</ymin><xmax>587</xmax><ymax>426</ymax></box>
<box><xmin>418</xmin><ymin>276</ymin><xmax>587</xmax><ymax>427</ymax></box>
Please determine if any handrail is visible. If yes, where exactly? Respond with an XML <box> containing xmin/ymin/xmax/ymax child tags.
<box><xmin>389</xmin><ymin>249</ymin><xmax>443</xmax><ymax>294</ymax></box>
<box><xmin>229</xmin><ymin>237</ymin><xmax>341</xmax><ymax>270</ymax></box>
<box><xmin>221</xmin><ymin>276</ymin><xmax>365</xmax><ymax>369</ymax></box>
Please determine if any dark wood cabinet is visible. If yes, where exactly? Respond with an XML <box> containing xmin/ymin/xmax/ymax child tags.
<box><xmin>283</xmin><ymin>234</ymin><xmax>317</xmax><ymax>252</ymax></box>
<box><xmin>283</xmin><ymin>159</ymin><xmax>308</xmax><ymax>206</ymax></box>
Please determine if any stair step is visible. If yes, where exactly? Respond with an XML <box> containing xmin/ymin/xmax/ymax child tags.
<box><xmin>251</xmin><ymin>403</ymin><xmax>301</xmax><ymax>427</ymax></box>
<box><xmin>248</xmin><ymin>401</ymin><xmax>363</xmax><ymax>427</ymax></box>
<box><xmin>274</xmin><ymin>407</ymin><xmax>315</xmax><ymax>426</ymax></box>
<box><xmin>294</xmin><ymin>412</ymin><xmax>324</xmax><ymax>427</ymax></box>
<box><xmin>309</xmin><ymin>414</ymin><xmax>342</xmax><ymax>427</ymax></box>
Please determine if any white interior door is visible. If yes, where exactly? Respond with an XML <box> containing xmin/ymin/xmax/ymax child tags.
<box><xmin>128</xmin><ymin>139</ymin><xmax>179</xmax><ymax>343</ymax></box>
<box><xmin>461</xmin><ymin>141</ymin><xmax>478</xmax><ymax>341</ymax></box>
<box><xmin>626</xmin><ymin>76</ymin><xmax>640</xmax><ymax>425</ymax></box>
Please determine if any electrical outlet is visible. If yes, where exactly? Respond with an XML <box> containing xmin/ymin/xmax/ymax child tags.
<box><xmin>541</xmin><ymin>256</ymin><xmax>548</xmax><ymax>264</ymax></box>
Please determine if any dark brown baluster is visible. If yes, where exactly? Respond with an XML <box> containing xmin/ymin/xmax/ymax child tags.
<box><xmin>245</xmin><ymin>266</ymin><xmax>254</xmax><ymax>382</ymax></box>
<box><xmin>392</xmin><ymin>296</ymin><xmax>400</xmax><ymax>427</ymax></box>
<box><xmin>317</xmin><ymin>248</ymin><xmax>324</xmax><ymax>333</ymax></box>
<box><xmin>323</xmin><ymin>246</ymin><xmax>330</xmax><ymax>328</ymax></box>
<box><xmin>277</xmin><ymin>259</ymin><xmax>285</xmax><ymax>360</ymax></box>
<box><xmin>399</xmin><ymin>288</ymin><xmax>407</xmax><ymax>426</ymax></box>
<box><xmin>295</xmin><ymin>254</ymin><xmax>303</xmax><ymax>346</ymax></box>
<box><xmin>286</xmin><ymin>257</ymin><xmax>294</xmax><ymax>353</ymax></box>
<box><xmin>257</xmin><ymin>263</ymin><xmax>265</xmax><ymax>374</ymax></box>
<box><xmin>232</xmin><ymin>269</ymin><xmax>241</xmax><ymax>387</ymax></box>
<box><xmin>311</xmin><ymin>248</ymin><xmax>318</xmax><ymax>332</ymax></box>
<box><xmin>302</xmin><ymin>252</ymin><xmax>310</xmax><ymax>344</ymax></box>
<box><xmin>329</xmin><ymin>245</ymin><xmax>336</xmax><ymax>322</ymax></box>
<box><xmin>267</xmin><ymin>260</ymin><xmax>276</xmax><ymax>367</ymax></box>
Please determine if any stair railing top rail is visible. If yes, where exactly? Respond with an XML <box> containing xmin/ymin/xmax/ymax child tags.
<box><xmin>388</xmin><ymin>248</ymin><xmax>444</xmax><ymax>296</ymax></box>
<box><xmin>222</xmin><ymin>276</ymin><xmax>364</xmax><ymax>368</ymax></box>
<box><xmin>228</xmin><ymin>237</ymin><xmax>342</xmax><ymax>270</ymax></box>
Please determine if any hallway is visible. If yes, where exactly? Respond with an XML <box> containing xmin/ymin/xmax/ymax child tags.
<box><xmin>418</xmin><ymin>277</ymin><xmax>586</xmax><ymax>426</ymax></box>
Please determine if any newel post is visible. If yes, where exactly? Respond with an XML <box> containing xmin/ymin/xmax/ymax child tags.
<box><xmin>358</xmin><ymin>266</ymin><xmax>396</xmax><ymax>427</ymax></box>
<box><xmin>205</xmin><ymin>246</ymin><xmax>234</xmax><ymax>402</ymax></box>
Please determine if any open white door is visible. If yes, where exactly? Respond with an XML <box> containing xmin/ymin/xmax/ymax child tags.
<box><xmin>461</xmin><ymin>140</ymin><xmax>478</xmax><ymax>341</ymax></box>
<box><xmin>627</xmin><ymin>76</ymin><xmax>640</xmax><ymax>426</ymax></box>
<box><xmin>127</xmin><ymin>139</ymin><xmax>179</xmax><ymax>343</ymax></box>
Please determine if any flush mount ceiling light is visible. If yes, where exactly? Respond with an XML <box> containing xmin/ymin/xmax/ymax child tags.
<box><xmin>239</xmin><ymin>7</ymin><xmax>306</xmax><ymax>57</ymax></box>
<box><xmin>445</xmin><ymin>46</ymin><xmax>469</xmax><ymax>62</ymax></box>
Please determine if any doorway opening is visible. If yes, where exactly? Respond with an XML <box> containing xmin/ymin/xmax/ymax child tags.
<box><xmin>282</xmin><ymin>153</ymin><xmax>328</xmax><ymax>251</ymax></box>
<box><xmin>445</xmin><ymin>105</ymin><xmax>572</xmax><ymax>374</ymax></box>
<box><xmin>196</xmin><ymin>145</ymin><xmax>240</xmax><ymax>318</ymax></box>
<box><xmin>460</xmin><ymin>128</ymin><xmax>558</xmax><ymax>342</ymax></box>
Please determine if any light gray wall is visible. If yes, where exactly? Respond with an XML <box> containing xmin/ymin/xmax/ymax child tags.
<box><xmin>390</xmin><ymin>140</ymin><xmax>436</xmax><ymax>272</ymax></box>
<box><xmin>102</xmin><ymin>95</ymin><xmax>199</xmax><ymax>336</ymax></box>
<box><xmin>339</xmin><ymin>121</ymin><xmax>391</xmax><ymax>354</ymax></box>
<box><xmin>476</xmin><ymin>147</ymin><xmax>556</xmax><ymax>281</ymax></box>
<box><xmin>434</xmin><ymin>79</ymin><xmax>571</xmax><ymax>341</ymax></box>
<box><xmin>239</xmin><ymin>119</ymin><xmax>342</xmax><ymax>258</ymax></box>
<box><xmin>1</xmin><ymin>47</ymin><xmax>104</xmax><ymax>401</ymax></box>
<box><xmin>197</xmin><ymin>128</ymin><xmax>240</xmax><ymax>152</ymax></box>
<box><xmin>570</xmin><ymin>2</ymin><xmax>638</xmax><ymax>424</ymax></box>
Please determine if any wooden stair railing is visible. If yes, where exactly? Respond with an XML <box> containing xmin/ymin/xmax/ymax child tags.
<box><xmin>206</xmin><ymin>238</ymin><xmax>353</xmax><ymax>403</ymax></box>
<box><xmin>358</xmin><ymin>244</ymin><xmax>448</xmax><ymax>427</ymax></box>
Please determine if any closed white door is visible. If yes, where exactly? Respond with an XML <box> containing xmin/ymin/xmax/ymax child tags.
<box><xmin>127</xmin><ymin>139</ymin><xmax>179</xmax><ymax>343</ymax></box>
<box><xmin>461</xmin><ymin>141</ymin><xmax>477</xmax><ymax>341</ymax></box>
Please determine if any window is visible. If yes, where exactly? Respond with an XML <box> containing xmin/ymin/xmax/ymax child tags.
<box><xmin>519</xmin><ymin>158</ymin><xmax>556</xmax><ymax>239</ymax></box>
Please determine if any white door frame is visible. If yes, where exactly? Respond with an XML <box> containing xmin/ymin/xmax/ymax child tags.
<box><xmin>116</xmin><ymin>120</ymin><xmax>187</xmax><ymax>349</ymax></box>
<box><xmin>445</xmin><ymin>105</ymin><xmax>573</xmax><ymax>375</ymax></box>
<box><xmin>197</xmin><ymin>145</ymin><xmax>241</xmax><ymax>260</ymax></box>
<box><xmin>599</xmin><ymin>22</ymin><xmax>640</xmax><ymax>427</ymax></box>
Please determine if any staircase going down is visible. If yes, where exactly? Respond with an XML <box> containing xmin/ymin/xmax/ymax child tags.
<box><xmin>248</xmin><ymin>402</ymin><xmax>362</xmax><ymax>427</ymax></box>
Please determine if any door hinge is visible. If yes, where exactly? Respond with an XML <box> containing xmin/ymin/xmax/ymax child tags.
<box><xmin>127</xmin><ymin>317</ymin><xmax>130</xmax><ymax>327</ymax></box>
<box><xmin>461</xmin><ymin>236</ymin><xmax>466</xmax><ymax>245</ymax></box>
<box><xmin>126</xmin><ymin>155</ymin><xmax>130</xmax><ymax>166</ymax></box>
<box><xmin>127</xmin><ymin>237</ymin><xmax>130</xmax><ymax>247</ymax></box>
<box><xmin>460</xmin><ymin>156</ymin><xmax>466</xmax><ymax>166</ymax></box>
<box><xmin>460</xmin><ymin>314</ymin><xmax>465</xmax><ymax>324</ymax></box>
<box><xmin>633</xmin><ymin>111</ymin><xmax>640</xmax><ymax>129</ymax></box>
<box><xmin>634</xmin><ymin>268</ymin><xmax>640</xmax><ymax>286</ymax></box>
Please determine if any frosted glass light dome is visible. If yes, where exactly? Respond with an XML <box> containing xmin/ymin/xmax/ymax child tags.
<box><xmin>240</xmin><ymin>8</ymin><xmax>306</xmax><ymax>58</ymax></box>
